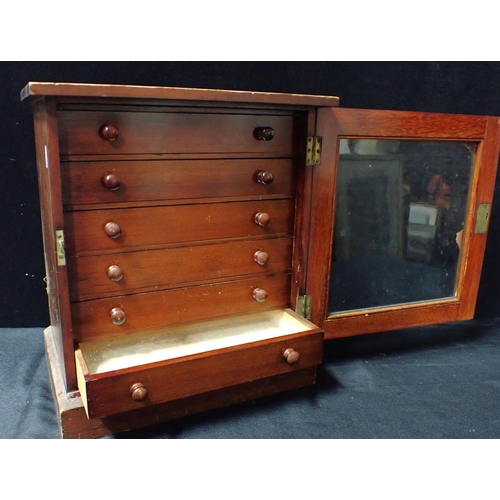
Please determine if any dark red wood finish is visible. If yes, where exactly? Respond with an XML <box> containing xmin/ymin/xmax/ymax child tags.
<box><xmin>21</xmin><ymin>81</ymin><xmax>340</xmax><ymax>107</ymax></box>
<box><xmin>71</xmin><ymin>273</ymin><xmax>292</xmax><ymax>342</ymax></box>
<box><xmin>68</xmin><ymin>236</ymin><xmax>293</xmax><ymax>301</ymax></box>
<box><xmin>25</xmin><ymin>82</ymin><xmax>500</xmax><ymax>438</ymax></box>
<box><xmin>61</xmin><ymin>158</ymin><xmax>296</xmax><ymax>207</ymax></box>
<box><xmin>32</xmin><ymin>97</ymin><xmax>77</xmax><ymax>390</ymax></box>
<box><xmin>64</xmin><ymin>200</ymin><xmax>295</xmax><ymax>256</ymax></box>
<box><xmin>58</xmin><ymin>111</ymin><xmax>296</xmax><ymax>156</ymax></box>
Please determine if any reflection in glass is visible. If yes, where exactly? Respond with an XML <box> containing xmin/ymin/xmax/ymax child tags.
<box><xmin>328</xmin><ymin>139</ymin><xmax>475</xmax><ymax>315</ymax></box>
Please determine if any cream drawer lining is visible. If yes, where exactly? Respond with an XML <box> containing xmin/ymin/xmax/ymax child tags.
<box><xmin>78</xmin><ymin>309</ymin><xmax>315</xmax><ymax>375</ymax></box>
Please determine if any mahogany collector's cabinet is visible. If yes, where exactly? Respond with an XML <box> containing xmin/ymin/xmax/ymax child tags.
<box><xmin>21</xmin><ymin>82</ymin><xmax>500</xmax><ymax>438</ymax></box>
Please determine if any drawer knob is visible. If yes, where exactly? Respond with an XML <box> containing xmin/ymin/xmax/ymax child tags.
<box><xmin>254</xmin><ymin>250</ymin><xmax>269</xmax><ymax>266</ymax></box>
<box><xmin>107</xmin><ymin>265</ymin><xmax>124</xmax><ymax>282</ymax></box>
<box><xmin>99</xmin><ymin>124</ymin><xmax>119</xmax><ymax>141</ymax></box>
<box><xmin>254</xmin><ymin>127</ymin><xmax>275</xmax><ymax>141</ymax></box>
<box><xmin>283</xmin><ymin>348</ymin><xmax>300</xmax><ymax>365</ymax></box>
<box><xmin>102</xmin><ymin>173</ymin><xmax>121</xmax><ymax>190</ymax></box>
<box><xmin>254</xmin><ymin>212</ymin><xmax>270</xmax><ymax>227</ymax></box>
<box><xmin>130</xmin><ymin>383</ymin><xmax>148</xmax><ymax>402</ymax></box>
<box><xmin>252</xmin><ymin>288</ymin><xmax>268</xmax><ymax>303</ymax></box>
<box><xmin>104</xmin><ymin>221</ymin><xmax>122</xmax><ymax>239</ymax></box>
<box><xmin>110</xmin><ymin>307</ymin><xmax>126</xmax><ymax>325</ymax></box>
<box><xmin>257</xmin><ymin>171</ymin><xmax>274</xmax><ymax>185</ymax></box>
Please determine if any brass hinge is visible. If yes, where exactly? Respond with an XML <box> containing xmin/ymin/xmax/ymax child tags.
<box><xmin>475</xmin><ymin>204</ymin><xmax>491</xmax><ymax>234</ymax></box>
<box><xmin>306</xmin><ymin>136</ymin><xmax>322</xmax><ymax>166</ymax></box>
<box><xmin>296</xmin><ymin>294</ymin><xmax>312</xmax><ymax>319</ymax></box>
<box><xmin>55</xmin><ymin>230</ymin><xmax>66</xmax><ymax>266</ymax></box>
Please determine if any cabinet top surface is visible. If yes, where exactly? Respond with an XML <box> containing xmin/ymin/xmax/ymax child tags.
<box><xmin>20</xmin><ymin>81</ymin><xmax>340</xmax><ymax>107</ymax></box>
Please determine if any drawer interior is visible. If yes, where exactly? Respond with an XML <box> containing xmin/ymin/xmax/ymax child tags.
<box><xmin>78</xmin><ymin>308</ymin><xmax>319</xmax><ymax>375</ymax></box>
<box><xmin>79</xmin><ymin>309</ymin><xmax>317</xmax><ymax>375</ymax></box>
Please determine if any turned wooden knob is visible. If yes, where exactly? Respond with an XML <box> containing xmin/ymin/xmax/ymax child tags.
<box><xmin>253</xmin><ymin>288</ymin><xmax>268</xmax><ymax>303</ymax></box>
<box><xmin>99</xmin><ymin>124</ymin><xmax>119</xmax><ymax>141</ymax></box>
<box><xmin>107</xmin><ymin>265</ymin><xmax>123</xmax><ymax>282</ymax></box>
<box><xmin>254</xmin><ymin>250</ymin><xmax>269</xmax><ymax>266</ymax></box>
<box><xmin>130</xmin><ymin>383</ymin><xmax>148</xmax><ymax>401</ymax></box>
<box><xmin>102</xmin><ymin>173</ymin><xmax>121</xmax><ymax>190</ymax></box>
<box><xmin>283</xmin><ymin>348</ymin><xmax>300</xmax><ymax>365</ymax></box>
<box><xmin>110</xmin><ymin>307</ymin><xmax>126</xmax><ymax>325</ymax></box>
<box><xmin>254</xmin><ymin>127</ymin><xmax>275</xmax><ymax>141</ymax></box>
<box><xmin>254</xmin><ymin>212</ymin><xmax>270</xmax><ymax>227</ymax></box>
<box><xmin>257</xmin><ymin>171</ymin><xmax>274</xmax><ymax>185</ymax></box>
<box><xmin>104</xmin><ymin>221</ymin><xmax>122</xmax><ymax>239</ymax></box>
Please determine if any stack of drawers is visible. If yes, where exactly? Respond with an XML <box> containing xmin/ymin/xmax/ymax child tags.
<box><xmin>55</xmin><ymin>103</ymin><xmax>323</xmax><ymax>419</ymax></box>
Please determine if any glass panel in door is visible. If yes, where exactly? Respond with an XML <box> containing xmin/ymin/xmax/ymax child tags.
<box><xmin>328</xmin><ymin>139</ymin><xmax>475</xmax><ymax>314</ymax></box>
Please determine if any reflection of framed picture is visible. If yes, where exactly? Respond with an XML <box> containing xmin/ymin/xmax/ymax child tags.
<box><xmin>407</xmin><ymin>203</ymin><xmax>440</xmax><ymax>263</ymax></box>
<box><xmin>409</xmin><ymin>202</ymin><xmax>439</xmax><ymax>226</ymax></box>
<box><xmin>334</xmin><ymin>155</ymin><xmax>404</xmax><ymax>261</ymax></box>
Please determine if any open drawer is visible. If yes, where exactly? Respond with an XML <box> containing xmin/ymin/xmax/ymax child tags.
<box><xmin>75</xmin><ymin>308</ymin><xmax>324</xmax><ymax>419</ymax></box>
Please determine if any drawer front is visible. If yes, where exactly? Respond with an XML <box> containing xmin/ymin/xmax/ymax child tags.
<box><xmin>58</xmin><ymin>111</ymin><xmax>296</xmax><ymax>156</ymax></box>
<box><xmin>65</xmin><ymin>199</ymin><xmax>295</xmax><ymax>256</ymax></box>
<box><xmin>71</xmin><ymin>273</ymin><xmax>292</xmax><ymax>342</ymax></box>
<box><xmin>68</xmin><ymin>237</ymin><xmax>293</xmax><ymax>300</ymax></box>
<box><xmin>77</xmin><ymin>329</ymin><xmax>324</xmax><ymax>419</ymax></box>
<box><xmin>61</xmin><ymin>158</ymin><xmax>296</xmax><ymax>207</ymax></box>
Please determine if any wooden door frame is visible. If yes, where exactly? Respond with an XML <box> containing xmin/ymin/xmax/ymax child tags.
<box><xmin>306</xmin><ymin>107</ymin><xmax>500</xmax><ymax>339</ymax></box>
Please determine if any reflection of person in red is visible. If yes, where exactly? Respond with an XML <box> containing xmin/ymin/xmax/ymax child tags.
<box><xmin>426</xmin><ymin>173</ymin><xmax>463</xmax><ymax>251</ymax></box>
<box><xmin>426</xmin><ymin>174</ymin><xmax>452</xmax><ymax>209</ymax></box>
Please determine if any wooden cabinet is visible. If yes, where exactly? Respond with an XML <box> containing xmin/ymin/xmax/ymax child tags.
<box><xmin>22</xmin><ymin>82</ymin><xmax>500</xmax><ymax>438</ymax></box>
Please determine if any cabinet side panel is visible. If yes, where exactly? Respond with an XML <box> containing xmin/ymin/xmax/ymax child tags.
<box><xmin>32</xmin><ymin>97</ymin><xmax>76</xmax><ymax>391</ymax></box>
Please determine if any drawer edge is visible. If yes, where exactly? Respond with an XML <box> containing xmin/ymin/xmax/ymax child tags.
<box><xmin>75</xmin><ymin>349</ymin><xmax>89</xmax><ymax>418</ymax></box>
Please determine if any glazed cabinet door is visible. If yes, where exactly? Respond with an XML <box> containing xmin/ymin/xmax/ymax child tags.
<box><xmin>306</xmin><ymin>108</ymin><xmax>500</xmax><ymax>339</ymax></box>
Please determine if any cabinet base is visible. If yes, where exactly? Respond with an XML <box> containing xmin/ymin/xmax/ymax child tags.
<box><xmin>44</xmin><ymin>326</ymin><xmax>318</xmax><ymax>439</ymax></box>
